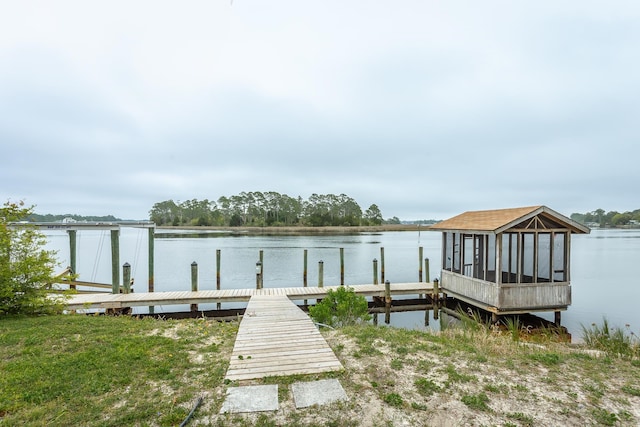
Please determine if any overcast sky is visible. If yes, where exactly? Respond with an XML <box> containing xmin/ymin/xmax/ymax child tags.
<box><xmin>2</xmin><ymin>1</ymin><xmax>639</xmax><ymax>221</ymax></box>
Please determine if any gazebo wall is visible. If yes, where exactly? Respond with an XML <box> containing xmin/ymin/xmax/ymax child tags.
<box><xmin>441</xmin><ymin>270</ymin><xmax>571</xmax><ymax>312</ymax></box>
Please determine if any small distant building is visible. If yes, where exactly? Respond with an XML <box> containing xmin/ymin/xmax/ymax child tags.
<box><xmin>428</xmin><ymin>206</ymin><xmax>590</xmax><ymax>321</ymax></box>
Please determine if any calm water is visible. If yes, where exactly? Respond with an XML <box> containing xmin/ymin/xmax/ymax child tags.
<box><xmin>43</xmin><ymin>228</ymin><xmax>640</xmax><ymax>340</ymax></box>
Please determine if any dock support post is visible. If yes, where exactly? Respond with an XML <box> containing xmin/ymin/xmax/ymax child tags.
<box><xmin>148</xmin><ymin>227</ymin><xmax>155</xmax><ymax>314</ymax></box>
<box><xmin>111</xmin><ymin>230</ymin><xmax>120</xmax><ymax>294</ymax></box>
<box><xmin>256</xmin><ymin>261</ymin><xmax>262</xmax><ymax>290</ymax></box>
<box><xmin>259</xmin><ymin>250</ymin><xmax>264</xmax><ymax>289</ymax></box>
<box><xmin>216</xmin><ymin>249</ymin><xmax>221</xmax><ymax>310</ymax></box>
<box><xmin>424</xmin><ymin>258</ymin><xmax>430</xmax><ymax>283</ymax></box>
<box><xmin>68</xmin><ymin>230</ymin><xmax>77</xmax><ymax>290</ymax></box>
<box><xmin>303</xmin><ymin>249</ymin><xmax>308</xmax><ymax>306</ymax></box>
<box><xmin>373</xmin><ymin>258</ymin><xmax>378</xmax><ymax>285</ymax></box>
<box><xmin>380</xmin><ymin>247</ymin><xmax>385</xmax><ymax>284</ymax></box>
<box><xmin>340</xmin><ymin>248</ymin><xmax>344</xmax><ymax>286</ymax></box>
<box><xmin>191</xmin><ymin>261</ymin><xmax>198</xmax><ymax>312</ymax></box>
<box><xmin>433</xmin><ymin>278</ymin><xmax>439</xmax><ymax>320</ymax></box>
<box><xmin>554</xmin><ymin>311</ymin><xmax>561</xmax><ymax>326</ymax></box>
<box><xmin>418</xmin><ymin>246</ymin><xmax>423</xmax><ymax>282</ymax></box>
<box><xmin>123</xmin><ymin>263</ymin><xmax>131</xmax><ymax>294</ymax></box>
<box><xmin>317</xmin><ymin>260</ymin><xmax>324</xmax><ymax>304</ymax></box>
<box><xmin>384</xmin><ymin>280</ymin><xmax>391</xmax><ymax>324</ymax></box>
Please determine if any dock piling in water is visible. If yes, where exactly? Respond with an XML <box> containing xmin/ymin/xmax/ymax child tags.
<box><xmin>111</xmin><ymin>230</ymin><xmax>120</xmax><ymax>294</ymax></box>
<box><xmin>303</xmin><ymin>249</ymin><xmax>308</xmax><ymax>305</ymax></box>
<box><xmin>418</xmin><ymin>246</ymin><xmax>423</xmax><ymax>282</ymax></box>
<box><xmin>380</xmin><ymin>247</ymin><xmax>385</xmax><ymax>284</ymax></box>
<box><xmin>384</xmin><ymin>280</ymin><xmax>391</xmax><ymax>324</ymax></box>
<box><xmin>373</xmin><ymin>258</ymin><xmax>378</xmax><ymax>285</ymax></box>
<box><xmin>191</xmin><ymin>261</ymin><xmax>198</xmax><ymax>312</ymax></box>
<box><xmin>216</xmin><ymin>249</ymin><xmax>221</xmax><ymax>310</ymax></box>
<box><xmin>340</xmin><ymin>248</ymin><xmax>344</xmax><ymax>286</ymax></box>
<box><xmin>148</xmin><ymin>227</ymin><xmax>155</xmax><ymax>314</ymax></box>
<box><xmin>123</xmin><ymin>263</ymin><xmax>131</xmax><ymax>294</ymax></box>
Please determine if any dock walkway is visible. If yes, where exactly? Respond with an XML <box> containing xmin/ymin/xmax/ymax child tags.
<box><xmin>64</xmin><ymin>282</ymin><xmax>433</xmax><ymax>310</ymax></box>
<box><xmin>225</xmin><ymin>295</ymin><xmax>343</xmax><ymax>381</ymax></box>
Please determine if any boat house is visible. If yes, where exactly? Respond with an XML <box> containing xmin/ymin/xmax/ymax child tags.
<box><xmin>429</xmin><ymin>206</ymin><xmax>590</xmax><ymax>322</ymax></box>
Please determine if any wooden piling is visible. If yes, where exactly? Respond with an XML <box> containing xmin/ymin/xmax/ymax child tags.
<box><xmin>259</xmin><ymin>250</ymin><xmax>264</xmax><ymax>289</ymax></box>
<box><xmin>216</xmin><ymin>249</ymin><xmax>221</xmax><ymax>310</ymax></box>
<box><xmin>433</xmin><ymin>278</ymin><xmax>439</xmax><ymax>320</ymax></box>
<box><xmin>384</xmin><ymin>280</ymin><xmax>391</xmax><ymax>324</ymax></box>
<box><xmin>340</xmin><ymin>248</ymin><xmax>344</xmax><ymax>286</ymax></box>
<box><xmin>68</xmin><ymin>230</ymin><xmax>77</xmax><ymax>290</ymax></box>
<box><xmin>148</xmin><ymin>227</ymin><xmax>155</xmax><ymax>314</ymax></box>
<box><xmin>380</xmin><ymin>247</ymin><xmax>385</xmax><ymax>284</ymax></box>
<box><xmin>191</xmin><ymin>261</ymin><xmax>198</xmax><ymax>312</ymax></box>
<box><xmin>373</xmin><ymin>258</ymin><xmax>378</xmax><ymax>285</ymax></box>
<box><xmin>418</xmin><ymin>246</ymin><xmax>423</xmax><ymax>282</ymax></box>
<box><xmin>123</xmin><ymin>262</ymin><xmax>131</xmax><ymax>294</ymax></box>
<box><xmin>111</xmin><ymin>230</ymin><xmax>120</xmax><ymax>294</ymax></box>
<box><xmin>318</xmin><ymin>260</ymin><xmax>324</xmax><ymax>288</ymax></box>
<box><xmin>303</xmin><ymin>249</ymin><xmax>308</xmax><ymax>287</ymax></box>
<box><xmin>303</xmin><ymin>249</ymin><xmax>308</xmax><ymax>305</ymax></box>
<box><xmin>554</xmin><ymin>311</ymin><xmax>561</xmax><ymax>326</ymax></box>
<box><xmin>256</xmin><ymin>261</ymin><xmax>262</xmax><ymax>289</ymax></box>
<box><xmin>424</xmin><ymin>258</ymin><xmax>430</xmax><ymax>283</ymax></box>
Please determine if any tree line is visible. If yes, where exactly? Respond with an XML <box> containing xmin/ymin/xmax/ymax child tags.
<box><xmin>148</xmin><ymin>192</ymin><xmax>391</xmax><ymax>227</ymax></box>
<box><xmin>26</xmin><ymin>213</ymin><xmax>122</xmax><ymax>222</ymax></box>
<box><xmin>570</xmin><ymin>208</ymin><xmax>640</xmax><ymax>227</ymax></box>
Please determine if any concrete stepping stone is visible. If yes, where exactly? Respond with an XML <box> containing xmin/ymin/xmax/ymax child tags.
<box><xmin>219</xmin><ymin>384</ymin><xmax>279</xmax><ymax>413</ymax></box>
<box><xmin>291</xmin><ymin>379</ymin><xmax>348</xmax><ymax>409</ymax></box>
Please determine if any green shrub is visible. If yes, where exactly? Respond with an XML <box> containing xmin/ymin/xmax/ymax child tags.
<box><xmin>581</xmin><ymin>319</ymin><xmax>639</xmax><ymax>359</ymax></box>
<box><xmin>309</xmin><ymin>286</ymin><xmax>371</xmax><ymax>328</ymax></box>
<box><xmin>1</xmin><ymin>201</ymin><xmax>69</xmax><ymax>315</ymax></box>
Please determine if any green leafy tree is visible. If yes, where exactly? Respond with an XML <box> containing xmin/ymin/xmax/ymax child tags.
<box><xmin>364</xmin><ymin>204</ymin><xmax>384</xmax><ymax>225</ymax></box>
<box><xmin>385</xmin><ymin>216</ymin><xmax>401</xmax><ymax>225</ymax></box>
<box><xmin>309</xmin><ymin>286</ymin><xmax>371</xmax><ymax>327</ymax></box>
<box><xmin>1</xmin><ymin>201</ymin><xmax>67</xmax><ymax>315</ymax></box>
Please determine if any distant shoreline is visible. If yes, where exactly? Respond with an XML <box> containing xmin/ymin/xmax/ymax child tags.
<box><xmin>156</xmin><ymin>224</ymin><xmax>427</xmax><ymax>235</ymax></box>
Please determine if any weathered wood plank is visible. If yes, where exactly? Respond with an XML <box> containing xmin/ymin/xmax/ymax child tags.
<box><xmin>225</xmin><ymin>295</ymin><xmax>343</xmax><ymax>381</ymax></box>
<box><xmin>64</xmin><ymin>282</ymin><xmax>433</xmax><ymax>310</ymax></box>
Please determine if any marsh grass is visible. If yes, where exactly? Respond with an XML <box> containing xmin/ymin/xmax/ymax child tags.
<box><xmin>581</xmin><ymin>319</ymin><xmax>639</xmax><ymax>359</ymax></box>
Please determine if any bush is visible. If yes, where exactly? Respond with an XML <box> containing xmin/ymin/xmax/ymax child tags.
<box><xmin>309</xmin><ymin>286</ymin><xmax>371</xmax><ymax>328</ymax></box>
<box><xmin>1</xmin><ymin>201</ymin><xmax>66</xmax><ymax>315</ymax></box>
<box><xmin>581</xmin><ymin>319</ymin><xmax>639</xmax><ymax>359</ymax></box>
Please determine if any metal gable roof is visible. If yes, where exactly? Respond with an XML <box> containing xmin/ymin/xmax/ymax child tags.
<box><xmin>428</xmin><ymin>206</ymin><xmax>590</xmax><ymax>234</ymax></box>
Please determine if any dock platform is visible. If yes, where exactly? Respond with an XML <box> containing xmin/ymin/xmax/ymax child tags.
<box><xmin>63</xmin><ymin>282</ymin><xmax>433</xmax><ymax>310</ymax></box>
<box><xmin>225</xmin><ymin>295</ymin><xmax>343</xmax><ymax>381</ymax></box>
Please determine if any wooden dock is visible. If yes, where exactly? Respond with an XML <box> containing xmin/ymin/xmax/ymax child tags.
<box><xmin>225</xmin><ymin>295</ymin><xmax>343</xmax><ymax>381</ymax></box>
<box><xmin>63</xmin><ymin>282</ymin><xmax>433</xmax><ymax>310</ymax></box>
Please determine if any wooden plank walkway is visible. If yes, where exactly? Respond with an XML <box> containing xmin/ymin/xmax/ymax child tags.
<box><xmin>64</xmin><ymin>282</ymin><xmax>433</xmax><ymax>310</ymax></box>
<box><xmin>225</xmin><ymin>295</ymin><xmax>343</xmax><ymax>382</ymax></box>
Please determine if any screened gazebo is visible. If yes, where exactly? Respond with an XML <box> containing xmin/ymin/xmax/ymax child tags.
<box><xmin>429</xmin><ymin>206</ymin><xmax>590</xmax><ymax>321</ymax></box>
